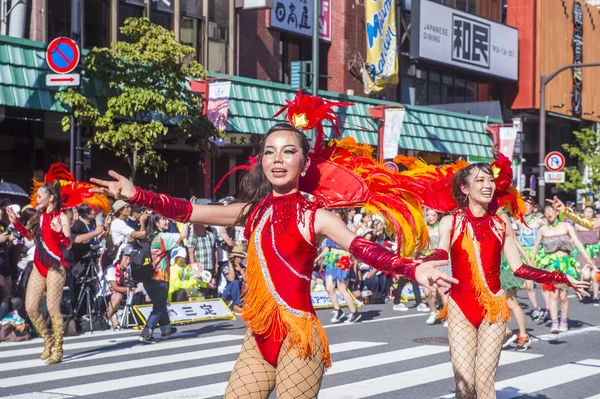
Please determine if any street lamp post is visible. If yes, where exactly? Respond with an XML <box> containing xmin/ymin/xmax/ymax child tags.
<box><xmin>537</xmin><ymin>62</ymin><xmax>600</xmax><ymax>208</ymax></box>
<box><xmin>311</xmin><ymin>0</ymin><xmax>320</xmax><ymax>96</ymax></box>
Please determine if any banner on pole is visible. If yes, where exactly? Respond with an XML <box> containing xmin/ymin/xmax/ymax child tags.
<box><xmin>383</xmin><ymin>108</ymin><xmax>405</xmax><ymax>159</ymax></box>
<box><xmin>364</xmin><ymin>0</ymin><xmax>398</xmax><ymax>93</ymax></box>
<box><xmin>499</xmin><ymin>126</ymin><xmax>518</xmax><ymax>161</ymax></box>
<box><xmin>207</xmin><ymin>81</ymin><xmax>232</xmax><ymax>132</ymax></box>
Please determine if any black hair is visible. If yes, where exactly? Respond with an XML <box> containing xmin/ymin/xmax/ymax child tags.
<box><xmin>235</xmin><ymin>123</ymin><xmax>310</xmax><ymax>225</ymax></box>
<box><xmin>145</xmin><ymin>213</ymin><xmax>167</xmax><ymax>238</ymax></box>
<box><xmin>451</xmin><ymin>163</ymin><xmax>494</xmax><ymax>207</ymax></box>
<box><xmin>77</xmin><ymin>203</ymin><xmax>94</xmax><ymax>219</ymax></box>
<box><xmin>27</xmin><ymin>181</ymin><xmax>63</xmax><ymax>235</ymax></box>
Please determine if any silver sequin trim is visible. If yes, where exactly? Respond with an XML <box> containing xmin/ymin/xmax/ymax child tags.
<box><xmin>465</xmin><ymin>221</ymin><xmax>504</xmax><ymax>297</ymax></box>
<box><xmin>254</xmin><ymin>208</ymin><xmax>310</xmax><ymax>319</ymax></box>
<box><xmin>270</xmin><ymin>212</ymin><xmax>311</xmax><ymax>281</ymax></box>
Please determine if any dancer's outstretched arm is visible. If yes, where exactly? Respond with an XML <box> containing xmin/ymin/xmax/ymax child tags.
<box><xmin>548</xmin><ymin>196</ymin><xmax>600</xmax><ymax>230</ymax></box>
<box><xmin>314</xmin><ymin>209</ymin><xmax>457</xmax><ymax>291</ymax></box>
<box><xmin>91</xmin><ymin>170</ymin><xmax>247</xmax><ymax>227</ymax></box>
<box><xmin>503</xmin><ymin>220</ymin><xmax>589</xmax><ymax>296</ymax></box>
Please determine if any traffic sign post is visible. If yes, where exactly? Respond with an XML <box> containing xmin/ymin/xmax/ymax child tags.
<box><xmin>544</xmin><ymin>151</ymin><xmax>565</xmax><ymax>172</ymax></box>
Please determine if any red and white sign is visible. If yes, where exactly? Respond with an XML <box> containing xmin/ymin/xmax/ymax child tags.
<box><xmin>46</xmin><ymin>73</ymin><xmax>80</xmax><ymax>87</ymax></box>
<box><xmin>498</xmin><ymin>126</ymin><xmax>518</xmax><ymax>160</ymax></box>
<box><xmin>319</xmin><ymin>0</ymin><xmax>332</xmax><ymax>42</ymax></box>
<box><xmin>383</xmin><ymin>161</ymin><xmax>399</xmax><ymax>173</ymax></box>
<box><xmin>545</xmin><ymin>151</ymin><xmax>565</xmax><ymax>172</ymax></box>
<box><xmin>46</xmin><ymin>37</ymin><xmax>80</xmax><ymax>74</ymax></box>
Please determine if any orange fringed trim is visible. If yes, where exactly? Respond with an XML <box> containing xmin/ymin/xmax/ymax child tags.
<box><xmin>462</xmin><ymin>232</ymin><xmax>510</xmax><ymax>324</ymax></box>
<box><xmin>241</xmin><ymin>230</ymin><xmax>331</xmax><ymax>369</ymax></box>
<box><xmin>438</xmin><ymin>301</ymin><xmax>449</xmax><ymax>321</ymax></box>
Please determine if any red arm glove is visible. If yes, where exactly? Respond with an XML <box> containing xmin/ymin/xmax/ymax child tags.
<box><xmin>57</xmin><ymin>231</ymin><xmax>71</xmax><ymax>248</ymax></box>
<box><xmin>422</xmin><ymin>249</ymin><xmax>449</xmax><ymax>262</ymax></box>
<box><xmin>129</xmin><ymin>187</ymin><xmax>193</xmax><ymax>223</ymax></box>
<box><xmin>348</xmin><ymin>236</ymin><xmax>418</xmax><ymax>280</ymax></box>
<box><xmin>513</xmin><ymin>264</ymin><xmax>574</xmax><ymax>289</ymax></box>
<box><xmin>11</xmin><ymin>220</ymin><xmax>31</xmax><ymax>240</ymax></box>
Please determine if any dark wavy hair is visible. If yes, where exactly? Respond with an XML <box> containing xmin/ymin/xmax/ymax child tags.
<box><xmin>27</xmin><ymin>181</ymin><xmax>63</xmax><ymax>235</ymax></box>
<box><xmin>145</xmin><ymin>213</ymin><xmax>167</xmax><ymax>239</ymax></box>
<box><xmin>451</xmin><ymin>163</ymin><xmax>494</xmax><ymax>208</ymax></box>
<box><xmin>77</xmin><ymin>203</ymin><xmax>94</xmax><ymax>219</ymax></box>
<box><xmin>235</xmin><ymin>123</ymin><xmax>310</xmax><ymax>225</ymax></box>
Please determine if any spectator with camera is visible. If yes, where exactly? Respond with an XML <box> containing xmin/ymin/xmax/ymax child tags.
<box><xmin>0</xmin><ymin>201</ymin><xmax>14</xmax><ymax>321</ymax></box>
<box><xmin>110</xmin><ymin>201</ymin><xmax>147</xmax><ymax>253</ymax></box>
<box><xmin>220</xmin><ymin>246</ymin><xmax>246</xmax><ymax>314</ymax></box>
<box><xmin>97</xmin><ymin>245</ymin><xmax>134</xmax><ymax>328</ymax></box>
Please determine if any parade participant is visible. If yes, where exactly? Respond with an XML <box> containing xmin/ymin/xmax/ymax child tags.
<box><xmin>574</xmin><ymin>206</ymin><xmax>600</xmax><ymax>305</ymax></box>
<box><xmin>91</xmin><ymin>91</ymin><xmax>454</xmax><ymax>399</ymax></box>
<box><xmin>7</xmin><ymin>163</ymin><xmax>109</xmax><ymax>364</ymax></box>
<box><xmin>516</xmin><ymin>199</ymin><xmax>547</xmax><ymax>320</ymax></box>
<box><xmin>396</xmin><ymin>154</ymin><xmax>588</xmax><ymax>399</ymax></box>
<box><xmin>531</xmin><ymin>205</ymin><xmax>593</xmax><ymax>333</ymax></box>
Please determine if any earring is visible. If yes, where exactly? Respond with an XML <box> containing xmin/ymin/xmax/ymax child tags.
<box><xmin>301</xmin><ymin>171</ymin><xmax>306</xmax><ymax>177</ymax></box>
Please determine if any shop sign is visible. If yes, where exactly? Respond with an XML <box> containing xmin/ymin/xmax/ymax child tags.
<box><xmin>225</xmin><ymin>133</ymin><xmax>262</xmax><ymax>147</ymax></box>
<box><xmin>311</xmin><ymin>289</ymin><xmax>361</xmax><ymax>309</ymax></box>
<box><xmin>410</xmin><ymin>0</ymin><xmax>518</xmax><ymax>81</ymax></box>
<box><xmin>572</xmin><ymin>2</ymin><xmax>583</xmax><ymax>116</ymax></box>
<box><xmin>270</xmin><ymin>0</ymin><xmax>332</xmax><ymax>42</ymax></box>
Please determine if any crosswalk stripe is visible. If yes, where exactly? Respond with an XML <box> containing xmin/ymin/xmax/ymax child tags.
<box><xmin>129</xmin><ymin>344</ymin><xmax>450</xmax><ymax>399</ymax></box>
<box><xmin>317</xmin><ymin>351</ymin><xmax>542</xmax><ymax>399</ymax></box>
<box><xmin>584</xmin><ymin>394</ymin><xmax>600</xmax><ymax>399</ymax></box>
<box><xmin>0</xmin><ymin>328</ymin><xmax>136</xmax><ymax>348</ymax></box>
<box><xmin>435</xmin><ymin>359</ymin><xmax>600</xmax><ymax>399</ymax></box>
<box><xmin>1</xmin><ymin>334</ymin><xmax>244</xmax><ymax>372</ymax></box>
<box><xmin>494</xmin><ymin>359</ymin><xmax>600</xmax><ymax>399</ymax></box>
<box><xmin>42</xmin><ymin>341</ymin><xmax>384</xmax><ymax>396</ymax></box>
<box><xmin>537</xmin><ymin>325</ymin><xmax>600</xmax><ymax>341</ymax></box>
<box><xmin>0</xmin><ymin>341</ymin><xmax>386</xmax><ymax>389</ymax></box>
<box><xmin>0</xmin><ymin>393</ymin><xmax>72</xmax><ymax>399</ymax></box>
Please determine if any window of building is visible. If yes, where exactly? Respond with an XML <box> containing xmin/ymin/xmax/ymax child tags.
<box><xmin>150</xmin><ymin>0</ymin><xmax>174</xmax><ymax>30</ymax></box>
<box><xmin>466</xmin><ymin>81</ymin><xmax>477</xmax><ymax>102</ymax></box>
<box><xmin>456</xmin><ymin>0</ymin><xmax>467</xmax><ymax>11</ymax></box>
<box><xmin>83</xmin><ymin>0</ymin><xmax>109</xmax><ymax>48</ymax></box>
<box><xmin>47</xmin><ymin>0</ymin><xmax>71</xmax><ymax>40</ymax></box>
<box><xmin>207</xmin><ymin>0</ymin><xmax>229</xmax><ymax>74</ymax></box>
<box><xmin>180</xmin><ymin>0</ymin><xmax>203</xmax><ymax>64</ymax></box>
<box><xmin>415</xmin><ymin>68</ymin><xmax>428</xmax><ymax>105</ymax></box>
<box><xmin>454</xmin><ymin>78</ymin><xmax>466</xmax><ymax>102</ymax></box>
<box><xmin>118</xmin><ymin>0</ymin><xmax>145</xmax><ymax>42</ymax></box>
<box><xmin>441</xmin><ymin>75</ymin><xmax>453</xmax><ymax>104</ymax></box>
<box><xmin>429</xmin><ymin>71</ymin><xmax>441</xmax><ymax>105</ymax></box>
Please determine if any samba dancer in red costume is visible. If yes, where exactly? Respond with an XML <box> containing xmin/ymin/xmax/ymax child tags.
<box><xmin>7</xmin><ymin>164</ymin><xmax>109</xmax><ymax>365</ymax></box>
<box><xmin>399</xmin><ymin>157</ymin><xmax>589</xmax><ymax>398</ymax></box>
<box><xmin>91</xmin><ymin>92</ymin><xmax>455</xmax><ymax>398</ymax></box>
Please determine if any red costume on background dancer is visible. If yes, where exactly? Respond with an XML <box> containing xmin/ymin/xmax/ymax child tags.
<box><xmin>397</xmin><ymin>157</ymin><xmax>589</xmax><ymax>398</ymax></box>
<box><xmin>7</xmin><ymin>164</ymin><xmax>109</xmax><ymax>365</ymax></box>
<box><xmin>92</xmin><ymin>92</ymin><xmax>454</xmax><ymax>398</ymax></box>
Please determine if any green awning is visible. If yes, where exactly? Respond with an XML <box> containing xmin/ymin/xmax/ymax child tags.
<box><xmin>219</xmin><ymin>74</ymin><xmax>497</xmax><ymax>158</ymax></box>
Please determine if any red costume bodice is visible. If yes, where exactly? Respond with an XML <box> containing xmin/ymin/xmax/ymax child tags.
<box><xmin>446</xmin><ymin>208</ymin><xmax>508</xmax><ymax>328</ymax></box>
<box><xmin>241</xmin><ymin>192</ymin><xmax>328</xmax><ymax>367</ymax></box>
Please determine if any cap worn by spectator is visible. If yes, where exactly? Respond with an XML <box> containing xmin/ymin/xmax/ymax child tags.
<box><xmin>230</xmin><ymin>246</ymin><xmax>246</xmax><ymax>259</ymax></box>
<box><xmin>112</xmin><ymin>200</ymin><xmax>128</xmax><ymax>214</ymax></box>
<box><xmin>170</xmin><ymin>247</ymin><xmax>188</xmax><ymax>265</ymax></box>
<box><xmin>353</xmin><ymin>214</ymin><xmax>363</xmax><ymax>224</ymax></box>
<box><xmin>121</xmin><ymin>245</ymin><xmax>134</xmax><ymax>257</ymax></box>
<box><xmin>566</xmin><ymin>201</ymin><xmax>575</xmax><ymax>207</ymax></box>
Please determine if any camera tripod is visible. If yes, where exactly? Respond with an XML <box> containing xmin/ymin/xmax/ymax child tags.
<box><xmin>119</xmin><ymin>287</ymin><xmax>141</xmax><ymax>329</ymax></box>
<box><xmin>71</xmin><ymin>257</ymin><xmax>110</xmax><ymax>333</ymax></box>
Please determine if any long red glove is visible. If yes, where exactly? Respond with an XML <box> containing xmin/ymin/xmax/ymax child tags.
<box><xmin>11</xmin><ymin>220</ymin><xmax>31</xmax><ymax>240</ymax></box>
<box><xmin>57</xmin><ymin>231</ymin><xmax>71</xmax><ymax>248</ymax></box>
<box><xmin>422</xmin><ymin>249</ymin><xmax>449</xmax><ymax>262</ymax></box>
<box><xmin>513</xmin><ymin>264</ymin><xmax>575</xmax><ymax>289</ymax></box>
<box><xmin>129</xmin><ymin>187</ymin><xmax>193</xmax><ymax>223</ymax></box>
<box><xmin>348</xmin><ymin>236</ymin><xmax>418</xmax><ymax>280</ymax></box>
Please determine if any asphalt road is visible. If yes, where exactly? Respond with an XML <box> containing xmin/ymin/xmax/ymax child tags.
<box><xmin>0</xmin><ymin>292</ymin><xmax>599</xmax><ymax>399</ymax></box>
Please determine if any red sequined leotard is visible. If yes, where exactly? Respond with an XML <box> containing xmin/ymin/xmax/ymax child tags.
<box><xmin>13</xmin><ymin>210</ymin><xmax>71</xmax><ymax>277</ymax></box>
<box><xmin>241</xmin><ymin>191</ymin><xmax>327</xmax><ymax>367</ymax></box>
<box><xmin>440</xmin><ymin>208</ymin><xmax>510</xmax><ymax>328</ymax></box>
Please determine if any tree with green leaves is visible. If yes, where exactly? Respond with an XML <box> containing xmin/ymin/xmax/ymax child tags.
<box><xmin>556</xmin><ymin>128</ymin><xmax>600</xmax><ymax>201</ymax></box>
<box><xmin>56</xmin><ymin>17</ymin><xmax>219</xmax><ymax>182</ymax></box>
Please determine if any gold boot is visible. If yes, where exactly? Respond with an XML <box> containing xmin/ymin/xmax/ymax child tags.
<box><xmin>30</xmin><ymin>314</ymin><xmax>53</xmax><ymax>360</ymax></box>
<box><xmin>45</xmin><ymin>316</ymin><xmax>64</xmax><ymax>365</ymax></box>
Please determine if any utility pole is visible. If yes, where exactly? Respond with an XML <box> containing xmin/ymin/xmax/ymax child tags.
<box><xmin>70</xmin><ymin>0</ymin><xmax>83</xmax><ymax>180</ymax></box>
<box><xmin>537</xmin><ymin>62</ymin><xmax>600</xmax><ymax>208</ymax></box>
<box><xmin>311</xmin><ymin>0</ymin><xmax>319</xmax><ymax>96</ymax></box>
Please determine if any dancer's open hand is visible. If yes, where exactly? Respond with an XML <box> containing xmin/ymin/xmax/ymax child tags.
<box><xmin>414</xmin><ymin>260</ymin><xmax>458</xmax><ymax>291</ymax></box>
<box><xmin>90</xmin><ymin>170</ymin><xmax>136</xmax><ymax>201</ymax></box>
<box><xmin>546</xmin><ymin>196</ymin><xmax>566</xmax><ymax>213</ymax></box>
<box><xmin>568</xmin><ymin>275</ymin><xmax>590</xmax><ymax>300</ymax></box>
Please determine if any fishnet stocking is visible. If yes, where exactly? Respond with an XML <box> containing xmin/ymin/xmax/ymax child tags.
<box><xmin>447</xmin><ymin>297</ymin><xmax>506</xmax><ymax>399</ymax></box>
<box><xmin>224</xmin><ymin>327</ymin><xmax>326</xmax><ymax>399</ymax></box>
<box><xmin>224</xmin><ymin>329</ymin><xmax>276</xmax><ymax>398</ymax></box>
<box><xmin>447</xmin><ymin>298</ymin><xmax>477</xmax><ymax>399</ymax></box>
<box><xmin>25</xmin><ymin>266</ymin><xmax>46</xmax><ymax>319</ymax></box>
<box><xmin>275</xmin><ymin>325</ymin><xmax>325</xmax><ymax>399</ymax></box>
<box><xmin>475</xmin><ymin>318</ymin><xmax>506</xmax><ymax>398</ymax></box>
